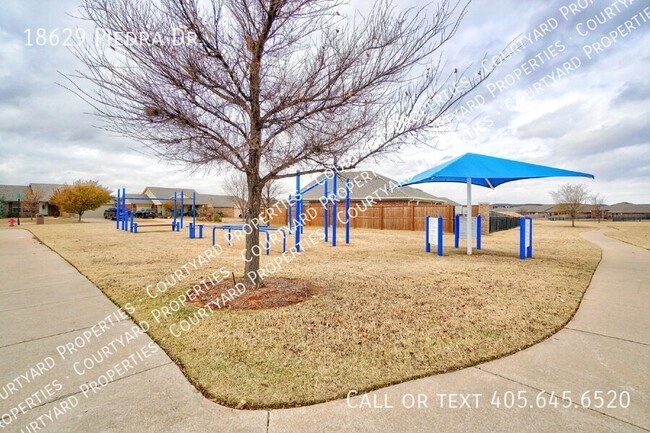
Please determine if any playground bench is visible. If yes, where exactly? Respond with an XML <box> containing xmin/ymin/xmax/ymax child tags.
<box><xmin>132</xmin><ymin>222</ymin><xmax>180</xmax><ymax>233</ymax></box>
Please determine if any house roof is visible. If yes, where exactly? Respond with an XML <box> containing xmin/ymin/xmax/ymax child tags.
<box><xmin>195</xmin><ymin>194</ymin><xmax>236</xmax><ymax>207</ymax></box>
<box><xmin>300</xmin><ymin>171</ymin><xmax>448</xmax><ymax>204</ymax></box>
<box><xmin>0</xmin><ymin>184</ymin><xmax>30</xmax><ymax>201</ymax></box>
<box><xmin>607</xmin><ymin>202</ymin><xmax>650</xmax><ymax>213</ymax></box>
<box><xmin>515</xmin><ymin>204</ymin><xmax>555</xmax><ymax>214</ymax></box>
<box><xmin>142</xmin><ymin>186</ymin><xmax>196</xmax><ymax>204</ymax></box>
<box><xmin>123</xmin><ymin>194</ymin><xmax>154</xmax><ymax>206</ymax></box>
<box><xmin>438</xmin><ymin>197</ymin><xmax>461</xmax><ymax>206</ymax></box>
<box><xmin>29</xmin><ymin>183</ymin><xmax>65</xmax><ymax>201</ymax></box>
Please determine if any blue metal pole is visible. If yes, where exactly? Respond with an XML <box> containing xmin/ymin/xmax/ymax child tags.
<box><xmin>116</xmin><ymin>189</ymin><xmax>120</xmax><ymax>230</ymax></box>
<box><xmin>295</xmin><ymin>171</ymin><xmax>301</xmax><ymax>252</ymax></box>
<box><xmin>287</xmin><ymin>194</ymin><xmax>292</xmax><ymax>233</ymax></box>
<box><xmin>332</xmin><ymin>174</ymin><xmax>337</xmax><ymax>247</ymax></box>
<box><xmin>122</xmin><ymin>188</ymin><xmax>127</xmax><ymax>230</ymax></box>
<box><xmin>299</xmin><ymin>197</ymin><xmax>304</xmax><ymax>235</ymax></box>
<box><xmin>192</xmin><ymin>191</ymin><xmax>196</xmax><ymax>228</ymax></box>
<box><xmin>180</xmin><ymin>191</ymin><xmax>184</xmax><ymax>229</ymax></box>
<box><xmin>477</xmin><ymin>215</ymin><xmax>482</xmax><ymax>250</ymax></box>
<box><xmin>345</xmin><ymin>178</ymin><xmax>351</xmax><ymax>244</ymax></box>
<box><xmin>519</xmin><ymin>217</ymin><xmax>526</xmax><ymax>260</ymax></box>
<box><xmin>173</xmin><ymin>192</ymin><xmax>177</xmax><ymax>229</ymax></box>
<box><xmin>527</xmin><ymin>217</ymin><xmax>533</xmax><ymax>258</ymax></box>
<box><xmin>425</xmin><ymin>216</ymin><xmax>430</xmax><ymax>253</ymax></box>
<box><xmin>437</xmin><ymin>216</ymin><xmax>444</xmax><ymax>256</ymax></box>
<box><xmin>454</xmin><ymin>214</ymin><xmax>460</xmax><ymax>248</ymax></box>
<box><xmin>324</xmin><ymin>181</ymin><xmax>329</xmax><ymax>242</ymax></box>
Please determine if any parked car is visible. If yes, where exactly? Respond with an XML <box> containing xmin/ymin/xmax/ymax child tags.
<box><xmin>134</xmin><ymin>209</ymin><xmax>156</xmax><ymax>219</ymax></box>
<box><xmin>104</xmin><ymin>208</ymin><xmax>117</xmax><ymax>220</ymax></box>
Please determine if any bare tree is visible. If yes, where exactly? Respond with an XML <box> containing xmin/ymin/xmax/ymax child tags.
<box><xmin>261</xmin><ymin>179</ymin><xmax>287</xmax><ymax>222</ymax></box>
<box><xmin>551</xmin><ymin>184</ymin><xmax>590</xmax><ymax>227</ymax></box>
<box><xmin>262</xmin><ymin>179</ymin><xmax>286</xmax><ymax>209</ymax></box>
<box><xmin>590</xmin><ymin>193</ymin><xmax>606</xmax><ymax>223</ymax></box>
<box><xmin>222</xmin><ymin>171</ymin><xmax>248</xmax><ymax>219</ymax></box>
<box><xmin>66</xmin><ymin>0</ymin><xmax>491</xmax><ymax>287</ymax></box>
<box><xmin>24</xmin><ymin>186</ymin><xmax>44</xmax><ymax>220</ymax></box>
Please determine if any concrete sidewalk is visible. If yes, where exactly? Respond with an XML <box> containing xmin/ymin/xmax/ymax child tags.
<box><xmin>0</xmin><ymin>228</ymin><xmax>648</xmax><ymax>432</ymax></box>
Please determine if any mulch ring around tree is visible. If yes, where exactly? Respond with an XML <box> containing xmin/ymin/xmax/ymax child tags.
<box><xmin>188</xmin><ymin>277</ymin><xmax>324</xmax><ymax>311</ymax></box>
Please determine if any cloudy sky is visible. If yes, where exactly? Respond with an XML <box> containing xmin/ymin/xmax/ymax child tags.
<box><xmin>1</xmin><ymin>0</ymin><xmax>649</xmax><ymax>204</ymax></box>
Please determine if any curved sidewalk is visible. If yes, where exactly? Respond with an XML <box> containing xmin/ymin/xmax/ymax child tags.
<box><xmin>0</xmin><ymin>228</ymin><xmax>647</xmax><ymax>432</ymax></box>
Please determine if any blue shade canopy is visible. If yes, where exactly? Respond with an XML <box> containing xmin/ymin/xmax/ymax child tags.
<box><xmin>402</xmin><ymin>153</ymin><xmax>595</xmax><ymax>188</ymax></box>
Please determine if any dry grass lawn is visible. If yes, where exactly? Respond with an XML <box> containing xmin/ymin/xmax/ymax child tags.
<box><xmin>26</xmin><ymin>217</ymin><xmax>601</xmax><ymax>409</ymax></box>
<box><xmin>602</xmin><ymin>221</ymin><xmax>650</xmax><ymax>249</ymax></box>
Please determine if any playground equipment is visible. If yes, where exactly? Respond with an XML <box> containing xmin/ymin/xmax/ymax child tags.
<box><xmin>116</xmin><ymin>188</ymin><xmax>197</xmax><ymax>234</ymax></box>
<box><xmin>519</xmin><ymin>216</ymin><xmax>533</xmax><ymax>259</ymax></box>
<box><xmin>424</xmin><ymin>216</ymin><xmax>444</xmax><ymax>256</ymax></box>
<box><xmin>211</xmin><ymin>224</ymin><xmax>287</xmax><ymax>255</ymax></box>
<box><xmin>289</xmin><ymin>170</ymin><xmax>352</xmax><ymax>252</ymax></box>
<box><xmin>454</xmin><ymin>214</ymin><xmax>482</xmax><ymax>250</ymax></box>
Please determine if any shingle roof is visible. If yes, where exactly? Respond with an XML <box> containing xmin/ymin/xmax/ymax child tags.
<box><xmin>607</xmin><ymin>202</ymin><xmax>650</xmax><ymax>213</ymax></box>
<box><xmin>195</xmin><ymin>194</ymin><xmax>236</xmax><ymax>207</ymax></box>
<box><xmin>300</xmin><ymin>171</ymin><xmax>448</xmax><ymax>203</ymax></box>
<box><xmin>123</xmin><ymin>194</ymin><xmax>154</xmax><ymax>205</ymax></box>
<box><xmin>142</xmin><ymin>186</ymin><xmax>196</xmax><ymax>204</ymax></box>
<box><xmin>0</xmin><ymin>185</ymin><xmax>30</xmax><ymax>201</ymax></box>
<box><xmin>29</xmin><ymin>183</ymin><xmax>65</xmax><ymax>201</ymax></box>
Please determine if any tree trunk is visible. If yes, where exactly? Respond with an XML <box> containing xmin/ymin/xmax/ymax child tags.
<box><xmin>244</xmin><ymin>178</ymin><xmax>263</xmax><ymax>288</ymax></box>
<box><xmin>78</xmin><ymin>212</ymin><xmax>83</xmax><ymax>222</ymax></box>
<box><xmin>244</xmin><ymin>36</ymin><xmax>264</xmax><ymax>288</ymax></box>
<box><xmin>571</xmin><ymin>217</ymin><xmax>575</xmax><ymax>227</ymax></box>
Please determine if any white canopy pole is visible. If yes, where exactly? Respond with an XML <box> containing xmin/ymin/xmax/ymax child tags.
<box><xmin>467</xmin><ymin>177</ymin><xmax>472</xmax><ymax>255</ymax></box>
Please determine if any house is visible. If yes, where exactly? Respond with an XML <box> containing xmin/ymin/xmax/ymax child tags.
<box><xmin>195</xmin><ymin>194</ymin><xmax>240</xmax><ymax>218</ymax></box>
<box><xmin>0</xmin><ymin>183</ymin><xmax>64</xmax><ymax>217</ymax></box>
<box><xmin>492</xmin><ymin>204</ymin><xmax>555</xmax><ymax>219</ymax></box>
<box><xmin>140</xmin><ymin>186</ymin><xmax>240</xmax><ymax>217</ymax></box>
<box><xmin>29</xmin><ymin>183</ymin><xmax>65</xmax><ymax>216</ymax></box>
<box><xmin>605</xmin><ymin>202</ymin><xmax>650</xmax><ymax>220</ymax></box>
<box><xmin>140</xmin><ymin>187</ymin><xmax>196</xmax><ymax>216</ymax></box>
<box><xmin>300</xmin><ymin>170</ymin><xmax>451</xmax><ymax>206</ymax></box>
<box><xmin>0</xmin><ymin>185</ymin><xmax>30</xmax><ymax>217</ymax></box>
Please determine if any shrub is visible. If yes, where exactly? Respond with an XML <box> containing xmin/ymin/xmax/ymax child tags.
<box><xmin>212</xmin><ymin>213</ymin><xmax>223</xmax><ymax>222</ymax></box>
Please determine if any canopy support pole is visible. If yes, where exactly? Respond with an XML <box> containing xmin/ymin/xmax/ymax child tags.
<box><xmin>467</xmin><ymin>177</ymin><xmax>472</xmax><ymax>255</ymax></box>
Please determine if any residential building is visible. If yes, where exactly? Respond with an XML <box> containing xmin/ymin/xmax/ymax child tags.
<box><xmin>300</xmin><ymin>170</ymin><xmax>452</xmax><ymax>206</ymax></box>
<box><xmin>0</xmin><ymin>183</ymin><xmax>64</xmax><ymax>217</ymax></box>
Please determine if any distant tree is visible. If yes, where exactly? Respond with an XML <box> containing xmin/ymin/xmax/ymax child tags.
<box><xmin>222</xmin><ymin>172</ymin><xmax>248</xmax><ymax>219</ymax></box>
<box><xmin>262</xmin><ymin>179</ymin><xmax>286</xmax><ymax>207</ymax></box>
<box><xmin>162</xmin><ymin>201</ymin><xmax>175</xmax><ymax>216</ymax></box>
<box><xmin>550</xmin><ymin>184</ymin><xmax>590</xmax><ymax>227</ymax></box>
<box><xmin>24</xmin><ymin>186</ymin><xmax>44</xmax><ymax>220</ymax></box>
<box><xmin>261</xmin><ymin>179</ymin><xmax>287</xmax><ymax>222</ymax></box>
<box><xmin>51</xmin><ymin>180</ymin><xmax>111</xmax><ymax>222</ymax></box>
<box><xmin>590</xmin><ymin>193</ymin><xmax>606</xmax><ymax>223</ymax></box>
<box><xmin>0</xmin><ymin>197</ymin><xmax>6</xmax><ymax>218</ymax></box>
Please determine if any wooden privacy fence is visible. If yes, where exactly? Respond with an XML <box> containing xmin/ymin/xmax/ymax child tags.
<box><xmin>267</xmin><ymin>203</ymin><xmax>459</xmax><ymax>233</ymax></box>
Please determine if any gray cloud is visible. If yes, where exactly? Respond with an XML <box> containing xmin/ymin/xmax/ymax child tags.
<box><xmin>0</xmin><ymin>0</ymin><xmax>649</xmax><ymax>204</ymax></box>
<box><xmin>612</xmin><ymin>81</ymin><xmax>650</xmax><ymax>105</ymax></box>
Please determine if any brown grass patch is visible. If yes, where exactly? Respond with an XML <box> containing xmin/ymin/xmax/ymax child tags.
<box><xmin>602</xmin><ymin>221</ymin><xmax>650</xmax><ymax>249</ymax></box>
<box><xmin>26</xmin><ymin>218</ymin><xmax>601</xmax><ymax>409</ymax></box>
